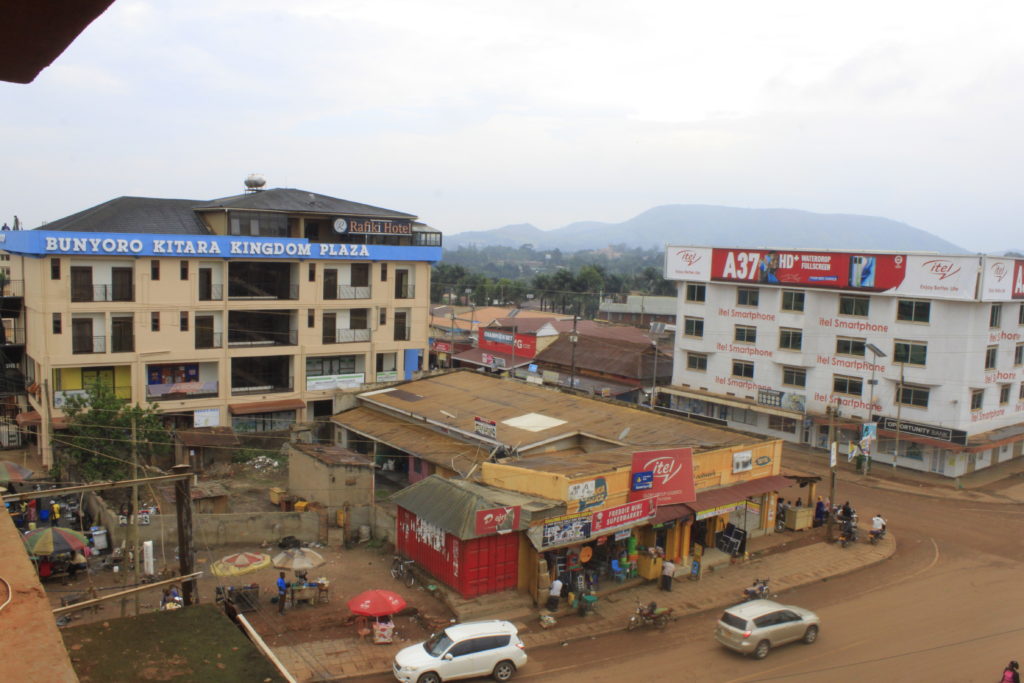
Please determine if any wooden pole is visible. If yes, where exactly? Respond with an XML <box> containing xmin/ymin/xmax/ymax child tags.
<box><xmin>826</xmin><ymin>404</ymin><xmax>837</xmax><ymax>543</ymax></box>
<box><xmin>2</xmin><ymin>473</ymin><xmax>191</xmax><ymax>503</ymax></box>
<box><xmin>40</xmin><ymin>378</ymin><xmax>53</xmax><ymax>469</ymax></box>
<box><xmin>172</xmin><ymin>463</ymin><xmax>197</xmax><ymax>605</ymax></box>
<box><xmin>51</xmin><ymin>572</ymin><xmax>203</xmax><ymax>615</ymax></box>
<box><xmin>131</xmin><ymin>416</ymin><xmax>140</xmax><ymax>616</ymax></box>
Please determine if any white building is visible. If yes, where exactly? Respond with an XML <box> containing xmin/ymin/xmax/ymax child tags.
<box><xmin>660</xmin><ymin>246</ymin><xmax>1024</xmax><ymax>478</ymax></box>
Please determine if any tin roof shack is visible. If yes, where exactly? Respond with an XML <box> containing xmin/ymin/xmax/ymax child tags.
<box><xmin>286</xmin><ymin>443</ymin><xmax>375</xmax><ymax>529</ymax></box>
<box><xmin>391</xmin><ymin>475</ymin><xmax>562</xmax><ymax>597</ymax></box>
<box><xmin>159</xmin><ymin>480</ymin><xmax>230</xmax><ymax>514</ymax></box>
<box><xmin>175</xmin><ymin>427</ymin><xmax>240</xmax><ymax>472</ymax></box>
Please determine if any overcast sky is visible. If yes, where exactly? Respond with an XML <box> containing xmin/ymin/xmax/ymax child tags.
<box><xmin>2</xmin><ymin>0</ymin><xmax>1023</xmax><ymax>251</ymax></box>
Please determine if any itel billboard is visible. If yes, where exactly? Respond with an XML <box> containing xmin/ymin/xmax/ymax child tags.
<box><xmin>980</xmin><ymin>257</ymin><xmax>1024</xmax><ymax>301</ymax></box>
<box><xmin>628</xmin><ymin>448</ymin><xmax>695</xmax><ymax>506</ymax></box>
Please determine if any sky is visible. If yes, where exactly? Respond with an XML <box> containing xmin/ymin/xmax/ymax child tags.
<box><xmin>2</xmin><ymin>0</ymin><xmax>1023</xmax><ymax>251</ymax></box>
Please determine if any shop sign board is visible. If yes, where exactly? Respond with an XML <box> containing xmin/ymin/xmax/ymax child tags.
<box><xmin>980</xmin><ymin>257</ymin><xmax>1024</xmax><ymax>301</ymax></box>
<box><xmin>631</xmin><ymin>471</ymin><xmax>654</xmax><ymax>491</ymax></box>
<box><xmin>875</xmin><ymin>416</ymin><xmax>967</xmax><ymax>445</ymax></box>
<box><xmin>694</xmin><ymin>502</ymin><xmax>745</xmax><ymax>521</ymax></box>
<box><xmin>539</xmin><ymin>513</ymin><xmax>592</xmax><ymax>548</ymax></box>
<box><xmin>614</xmin><ymin>529</ymin><xmax>632</xmax><ymax>541</ymax></box>
<box><xmin>306</xmin><ymin>373</ymin><xmax>365</xmax><ymax>391</ymax></box>
<box><xmin>193</xmin><ymin>408</ymin><xmax>220</xmax><ymax>428</ymax></box>
<box><xmin>591</xmin><ymin>499</ymin><xmax>656</xmax><ymax>533</ymax></box>
<box><xmin>568</xmin><ymin>480</ymin><xmax>596</xmax><ymax>500</ymax></box>
<box><xmin>732</xmin><ymin>450</ymin><xmax>753</xmax><ymax>473</ymax></box>
<box><xmin>628</xmin><ymin>448</ymin><xmax>695</xmax><ymax>506</ymax></box>
<box><xmin>474</xmin><ymin>416</ymin><xmax>497</xmax><ymax>440</ymax></box>
<box><xmin>479</xmin><ymin>329</ymin><xmax>538</xmax><ymax>357</ymax></box>
<box><xmin>433</xmin><ymin>340</ymin><xmax>452</xmax><ymax>353</ymax></box>
<box><xmin>474</xmin><ymin>506</ymin><xmax>520</xmax><ymax>536</ymax></box>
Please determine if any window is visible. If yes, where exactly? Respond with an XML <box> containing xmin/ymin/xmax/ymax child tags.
<box><xmin>381</xmin><ymin>264</ymin><xmax>388</xmax><ymax>282</ymax></box>
<box><xmin>687</xmin><ymin>352</ymin><xmax>708</xmax><ymax>371</ymax></box>
<box><xmin>894</xmin><ymin>340</ymin><xmax>927</xmax><ymax>366</ymax></box>
<box><xmin>836</xmin><ymin>337</ymin><xmax>866</xmax><ymax>357</ymax></box>
<box><xmin>50</xmin><ymin>258</ymin><xmax>61</xmax><ymax>280</ymax></box>
<box><xmin>985</xmin><ymin>346</ymin><xmax>998</xmax><ymax>370</ymax></box>
<box><xmin>52</xmin><ymin>313</ymin><xmax>61</xmax><ymax>334</ymax></box>
<box><xmin>1001</xmin><ymin>384</ymin><xmax>1012</xmax><ymax>404</ymax></box>
<box><xmin>734</xmin><ymin>325</ymin><xmax>756</xmax><ymax>343</ymax></box>
<box><xmin>768</xmin><ymin>415</ymin><xmax>797</xmax><ymax>433</ymax></box>
<box><xmin>838</xmin><ymin>295</ymin><xmax>869</xmax><ymax>317</ymax></box>
<box><xmin>1020</xmin><ymin>384</ymin><xmax>1024</xmax><ymax>400</ymax></box>
<box><xmin>151</xmin><ymin>260</ymin><xmax>160</xmax><ymax>280</ymax></box>
<box><xmin>781</xmin><ymin>290</ymin><xmax>804</xmax><ymax>312</ymax></box>
<box><xmin>180</xmin><ymin>260</ymin><xmax>188</xmax><ymax>280</ymax></box>
<box><xmin>1019</xmin><ymin>304</ymin><xmax>1024</xmax><ymax>325</ymax></box>
<box><xmin>736</xmin><ymin>288</ymin><xmax>759</xmax><ymax>307</ymax></box>
<box><xmin>897</xmin><ymin>299</ymin><xmax>930</xmax><ymax>323</ymax></box>
<box><xmin>228</xmin><ymin>211</ymin><xmax>288</xmax><ymax>237</ymax></box>
<box><xmin>1016</xmin><ymin>343</ymin><xmax>1024</xmax><ymax>366</ymax></box>
<box><xmin>833</xmin><ymin>374</ymin><xmax>863</xmax><ymax>396</ymax></box>
<box><xmin>180</xmin><ymin>312</ymin><xmax>189</xmax><ymax>332</ymax></box>
<box><xmin>685</xmin><ymin>283</ymin><xmax>706</xmax><ymax>303</ymax></box>
<box><xmin>683</xmin><ymin>317</ymin><xmax>704</xmax><ymax>337</ymax></box>
<box><xmin>732</xmin><ymin>360</ymin><xmax>754</xmax><ymax>378</ymax></box>
<box><xmin>151</xmin><ymin>312</ymin><xmax>160</xmax><ymax>332</ymax></box>
<box><xmin>897</xmin><ymin>384</ymin><xmax>930</xmax><ymax>408</ymax></box>
<box><xmin>971</xmin><ymin>389</ymin><xmax>984</xmax><ymax>411</ymax></box>
<box><xmin>990</xmin><ymin>304</ymin><xmax>1003</xmax><ymax>328</ymax></box>
<box><xmin>308</xmin><ymin>263</ymin><xmax>316</xmax><ymax>282</ymax></box>
<box><xmin>782</xmin><ymin>366</ymin><xmax>806</xmax><ymax>387</ymax></box>
<box><xmin>778</xmin><ymin>328</ymin><xmax>802</xmax><ymax>351</ymax></box>
<box><xmin>379</xmin><ymin>308</ymin><xmax>387</xmax><ymax>326</ymax></box>
<box><xmin>308</xmin><ymin>309</ymin><xmax>315</xmax><ymax>328</ymax></box>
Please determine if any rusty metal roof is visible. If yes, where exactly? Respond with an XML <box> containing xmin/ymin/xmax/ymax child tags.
<box><xmin>287</xmin><ymin>442</ymin><xmax>373</xmax><ymax>467</ymax></box>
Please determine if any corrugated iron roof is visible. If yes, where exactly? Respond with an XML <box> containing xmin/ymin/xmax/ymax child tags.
<box><xmin>533</xmin><ymin>334</ymin><xmax>671</xmax><ymax>381</ymax></box>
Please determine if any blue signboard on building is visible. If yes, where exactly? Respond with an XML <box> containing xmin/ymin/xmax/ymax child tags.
<box><xmin>632</xmin><ymin>471</ymin><xmax>654</xmax><ymax>491</ymax></box>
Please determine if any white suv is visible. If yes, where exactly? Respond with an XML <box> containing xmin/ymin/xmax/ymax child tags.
<box><xmin>393</xmin><ymin>620</ymin><xmax>527</xmax><ymax>683</ymax></box>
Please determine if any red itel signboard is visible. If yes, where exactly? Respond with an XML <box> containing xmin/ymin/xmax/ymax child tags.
<box><xmin>628</xmin><ymin>448</ymin><xmax>695</xmax><ymax>506</ymax></box>
<box><xmin>710</xmin><ymin>249</ymin><xmax>906</xmax><ymax>292</ymax></box>
<box><xmin>474</xmin><ymin>506</ymin><xmax>521</xmax><ymax>536</ymax></box>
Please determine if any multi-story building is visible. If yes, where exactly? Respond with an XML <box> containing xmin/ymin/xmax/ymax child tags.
<box><xmin>661</xmin><ymin>246</ymin><xmax>1024</xmax><ymax>477</ymax></box>
<box><xmin>2</xmin><ymin>178</ymin><xmax>441</xmax><ymax>465</ymax></box>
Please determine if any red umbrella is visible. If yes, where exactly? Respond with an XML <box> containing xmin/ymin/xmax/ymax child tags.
<box><xmin>347</xmin><ymin>589</ymin><xmax>407</xmax><ymax>617</ymax></box>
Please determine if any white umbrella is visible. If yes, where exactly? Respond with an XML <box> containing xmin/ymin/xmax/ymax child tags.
<box><xmin>272</xmin><ymin>548</ymin><xmax>325</xmax><ymax>571</ymax></box>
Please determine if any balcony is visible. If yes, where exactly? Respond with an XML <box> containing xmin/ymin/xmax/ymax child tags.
<box><xmin>195</xmin><ymin>331</ymin><xmax>223</xmax><ymax>350</ymax></box>
<box><xmin>325</xmin><ymin>328</ymin><xmax>372</xmax><ymax>344</ymax></box>
<box><xmin>394</xmin><ymin>284</ymin><xmax>416</xmax><ymax>299</ymax></box>
<box><xmin>325</xmin><ymin>285</ymin><xmax>372</xmax><ymax>300</ymax></box>
<box><xmin>393</xmin><ymin>325</ymin><xmax>411</xmax><ymax>342</ymax></box>
<box><xmin>72</xmin><ymin>336</ymin><xmax>106</xmax><ymax>354</ymax></box>
<box><xmin>228</xmin><ymin>279</ymin><xmax>298</xmax><ymax>301</ymax></box>
<box><xmin>110</xmin><ymin>334</ymin><xmax>135</xmax><ymax>354</ymax></box>
<box><xmin>147</xmin><ymin>381</ymin><xmax>219</xmax><ymax>401</ymax></box>
<box><xmin>0</xmin><ymin>327</ymin><xmax>25</xmax><ymax>345</ymax></box>
<box><xmin>198</xmin><ymin>284</ymin><xmax>224</xmax><ymax>301</ymax></box>
<box><xmin>228</xmin><ymin>329</ymin><xmax>297</xmax><ymax>348</ymax></box>
<box><xmin>71</xmin><ymin>284</ymin><xmax>134</xmax><ymax>303</ymax></box>
<box><xmin>0</xmin><ymin>280</ymin><xmax>24</xmax><ymax>297</ymax></box>
<box><xmin>231</xmin><ymin>383</ymin><xmax>293</xmax><ymax>396</ymax></box>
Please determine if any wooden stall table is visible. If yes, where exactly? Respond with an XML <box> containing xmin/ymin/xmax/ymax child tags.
<box><xmin>289</xmin><ymin>585</ymin><xmax>319</xmax><ymax>607</ymax></box>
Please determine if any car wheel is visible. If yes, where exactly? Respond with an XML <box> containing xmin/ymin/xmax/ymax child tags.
<box><xmin>802</xmin><ymin>625</ymin><xmax>818</xmax><ymax>644</ymax></box>
<box><xmin>417</xmin><ymin>673</ymin><xmax>441</xmax><ymax>683</ymax></box>
<box><xmin>492</xmin><ymin>660</ymin><xmax>517</xmax><ymax>681</ymax></box>
<box><xmin>753</xmin><ymin>640</ymin><xmax>771</xmax><ymax>659</ymax></box>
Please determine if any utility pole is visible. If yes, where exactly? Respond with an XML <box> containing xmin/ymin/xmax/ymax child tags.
<box><xmin>894</xmin><ymin>362</ymin><xmax>904</xmax><ymax>469</ymax></box>
<box><xmin>448</xmin><ymin>288</ymin><xmax>456</xmax><ymax>368</ymax></box>
<box><xmin>131</xmin><ymin>417</ymin><xmax>140</xmax><ymax>616</ymax></box>
<box><xmin>568</xmin><ymin>314</ymin><xmax>578</xmax><ymax>392</ymax></box>
<box><xmin>826</xmin><ymin>404</ymin><xmax>837</xmax><ymax>543</ymax></box>
<box><xmin>171</xmin><ymin>463</ymin><xmax>197</xmax><ymax>605</ymax></box>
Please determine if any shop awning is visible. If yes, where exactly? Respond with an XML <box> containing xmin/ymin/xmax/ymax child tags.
<box><xmin>228</xmin><ymin>398</ymin><xmax>305</xmax><ymax>416</ymax></box>
<box><xmin>687</xmin><ymin>475</ymin><xmax>794</xmax><ymax>518</ymax></box>
<box><xmin>652</xmin><ymin>504</ymin><xmax>691</xmax><ymax>526</ymax></box>
<box><xmin>14</xmin><ymin>410</ymin><xmax>68</xmax><ymax>429</ymax></box>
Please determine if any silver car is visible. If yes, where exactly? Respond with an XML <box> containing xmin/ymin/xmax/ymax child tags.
<box><xmin>714</xmin><ymin>599</ymin><xmax>820</xmax><ymax>659</ymax></box>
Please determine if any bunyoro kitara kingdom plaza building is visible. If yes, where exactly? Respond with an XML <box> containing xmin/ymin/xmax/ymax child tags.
<box><xmin>0</xmin><ymin>177</ymin><xmax>441</xmax><ymax>466</ymax></box>
<box><xmin>660</xmin><ymin>246</ymin><xmax>1024</xmax><ymax>478</ymax></box>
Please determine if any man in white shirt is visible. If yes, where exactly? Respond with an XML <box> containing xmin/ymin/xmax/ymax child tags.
<box><xmin>660</xmin><ymin>559</ymin><xmax>676</xmax><ymax>592</ymax></box>
<box><xmin>547</xmin><ymin>577</ymin><xmax>563</xmax><ymax>611</ymax></box>
<box><xmin>870</xmin><ymin>514</ymin><xmax>886</xmax><ymax>539</ymax></box>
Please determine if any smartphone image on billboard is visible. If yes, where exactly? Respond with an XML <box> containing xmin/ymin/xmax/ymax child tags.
<box><xmin>849</xmin><ymin>255</ymin><xmax>876</xmax><ymax>288</ymax></box>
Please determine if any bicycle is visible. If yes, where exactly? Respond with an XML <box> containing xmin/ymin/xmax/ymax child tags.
<box><xmin>390</xmin><ymin>556</ymin><xmax>417</xmax><ymax>588</ymax></box>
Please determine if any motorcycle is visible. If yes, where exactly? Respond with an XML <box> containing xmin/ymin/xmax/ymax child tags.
<box><xmin>869</xmin><ymin>527</ymin><xmax>887</xmax><ymax>545</ymax></box>
<box><xmin>838</xmin><ymin>522</ymin><xmax>858</xmax><ymax>548</ymax></box>
<box><xmin>627</xmin><ymin>599</ymin><xmax>674</xmax><ymax>630</ymax></box>
<box><xmin>742</xmin><ymin>577</ymin><xmax>770</xmax><ymax>602</ymax></box>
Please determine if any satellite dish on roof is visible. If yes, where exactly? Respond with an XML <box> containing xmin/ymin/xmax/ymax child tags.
<box><xmin>244</xmin><ymin>173</ymin><xmax>266</xmax><ymax>191</ymax></box>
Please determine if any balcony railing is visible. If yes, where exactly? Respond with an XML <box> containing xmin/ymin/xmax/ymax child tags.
<box><xmin>227</xmin><ymin>279</ymin><xmax>299</xmax><ymax>300</ymax></box>
<box><xmin>195</xmin><ymin>331</ymin><xmax>223</xmax><ymax>349</ymax></box>
<box><xmin>394</xmin><ymin>284</ymin><xmax>416</xmax><ymax>299</ymax></box>
<box><xmin>326</xmin><ymin>328</ymin><xmax>372</xmax><ymax>344</ymax></box>
<box><xmin>198</xmin><ymin>284</ymin><xmax>224</xmax><ymax>301</ymax></box>
<box><xmin>231</xmin><ymin>383</ymin><xmax>293</xmax><ymax>396</ymax></box>
<box><xmin>147</xmin><ymin>381</ymin><xmax>219</xmax><ymax>401</ymax></box>
<box><xmin>0</xmin><ymin>280</ymin><xmax>25</xmax><ymax>297</ymax></box>
<box><xmin>393</xmin><ymin>325</ymin><xmax>411</xmax><ymax>341</ymax></box>
<box><xmin>71</xmin><ymin>285</ymin><xmax>134</xmax><ymax>303</ymax></box>
<box><xmin>326</xmin><ymin>285</ymin><xmax>372</xmax><ymax>300</ymax></box>
<box><xmin>0</xmin><ymin>328</ymin><xmax>25</xmax><ymax>345</ymax></box>
<box><xmin>72</xmin><ymin>336</ymin><xmax>107</xmax><ymax>354</ymax></box>
<box><xmin>228</xmin><ymin>329</ymin><xmax>298</xmax><ymax>347</ymax></box>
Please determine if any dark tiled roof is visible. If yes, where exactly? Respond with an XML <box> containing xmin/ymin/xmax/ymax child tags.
<box><xmin>549</xmin><ymin>319</ymin><xmax>654</xmax><ymax>343</ymax></box>
<box><xmin>40</xmin><ymin>196</ymin><xmax>210</xmax><ymax>235</ymax></box>
<box><xmin>534</xmin><ymin>334</ymin><xmax>670</xmax><ymax>381</ymax></box>
<box><xmin>196</xmin><ymin>188</ymin><xmax>417</xmax><ymax>219</ymax></box>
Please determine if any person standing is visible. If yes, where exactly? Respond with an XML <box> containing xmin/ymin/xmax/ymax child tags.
<box><xmin>49</xmin><ymin>500</ymin><xmax>61</xmax><ymax>527</ymax></box>
<box><xmin>546</xmin><ymin>576</ymin><xmax>563</xmax><ymax>612</ymax></box>
<box><xmin>277</xmin><ymin>572</ymin><xmax>288</xmax><ymax>615</ymax></box>
<box><xmin>660</xmin><ymin>558</ymin><xmax>676</xmax><ymax>592</ymax></box>
<box><xmin>1001</xmin><ymin>661</ymin><xmax>1020</xmax><ymax>683</ymax></box>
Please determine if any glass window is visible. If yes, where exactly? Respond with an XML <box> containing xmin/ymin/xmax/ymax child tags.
<box><xmin>685</xmin><ymin>283</ymin><xmax>706</xmax><ymax>303</ymax></box>
<box><xmin>971</xmin><ymin>389</ymin><xmax>984</xmax><ymax>410</ymax></box>
<box><xmin>687</xmin><ymin>352</ymin><xmax>708</xmax><ymax>371</ymax></box>
<box><xmin>684</xmin><ymin>317</ymin><xmax>704</xmax><ymax>337</ymax></box>
<box><xmin>180</xmin><ymin>312</ymin><xmax>188</xmax><ymax>332</ymax></box>
<box><xmin>779</xmin><ymin>328</ymin><xmax>802</xmax><ymax>351</ymax></box>
<box><xmin>836</xmin><ymin>337</ymin><xmax>866</xmax><ymax>357</ymax></box>
<box><xmin>734</xmin><ymin>325</ymin><xmax>756</xmax><ymax>343</ymax></box>
<box><xmin>1020</xmin><ymin>384</ymin><xmax>1024</xmax><ymax>400</ymax></box>
<box><xmin>782</xmin><ymin>366</ymin><xmax>806</xmax><ymax>387</ymax></box>
<box><xmin>1019</xmin><ymin>304</ymin><xmax>1024</xmax><ymax>325</ymax></box>
<box><xmin>990</xmin><ymin>304</ymin><xmax>1003</xmax><ymax>328</ymax></box>
<box><xmin>50</xmin><ymin>258</ymin><xmax>61</xmax><ymax>280</ymax></box>
<box><xmin>894</xmin><ymin>341</ymin><xmax>927</xmax><ymax>366</ymax></box>
<box><xmin>228</xmin><ymin>211</ymin><xmax>288</xmax><ymax>237</ymax></box>
<box><xmin>180</xmin><ymin>260</ymin><xmax>189</xmax><ymax>280</ymax></box>
<box><xmin>52</xmin><ymin>313</ymin><xmax>61</xmax><ymax>334</ymax></box>
<box><xmin>736</xmin><ymin>288</ymin><xmax>759</xmax><ymax>307</ymax></box>
<box><xmin>151</xmin><ymin>260</ymin><xmax>160</xmax><ymax>280</ymax></box>
<box><xmin>1015</xmin><ymin>343</ymin><xmax>1023</xmax><ymax>366</ymax></box>
<box><xmin>897</xmin><ymin>384</ymin><xmax>930</xmax><ymax>408</ymax></box>
<box><xmin>781</xmin><ymin>290</ymin><xmax>805</xmax><ymax>312</ymax></box>
<box><xmin>896</xmin><ymin>300</ymin><xmax>930</xmax><ymax>323</ymax></box>
<box><xmin>732</xmin><ymin>360</ymin><xmax>754</xmax><ymax>378</ymax></box>
<box><xmin>308</xmin><ymin>309</ymin><xmax>315</xmax><ymax>328</ymax></box>
<box><xmin>151</xmin><ymin>312</ymin><xmax>160</xmax><ymax>332</ymax></box>
<box><xmin>1000</xmin><ymin>384</ymin><xmax>1011</xmax><ymax>404</ymax></box>
<box><xmin>833</xmin><ymin>375</ymin><xmax>863</xmax><ymax>396</ymax></box>
<box><xmin>309</xmin><ymin>263</ymin><xmax>316</xmax><ymax>282</ymax></box>
<box><xmin>381</xmin><ymin>264</ymin><xmax>388</xmax><ymax>282</ymax></box>
<box><xmin>768</xmin><ymin>415</ymin><xmax>797</xmax><ymax>433</ymax></box>
<box><xmin>985</xmin><ymin>346</ymin><xmax>998</xmax><ymax>370</ymax></box>
<box><xmin>838</xmin><ymin>295</ymin><xmax>869</xmax><ymax>317</ymax></box>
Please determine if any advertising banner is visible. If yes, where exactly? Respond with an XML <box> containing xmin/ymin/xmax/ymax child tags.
<box><xmin>591</xmin><ymin>499</ymin><xmax>656</xmax><ymax>533</ymax></box>
<box><xmin>980</xmin><ymin>257</ymin><xmax>1024</xmax><ymax>301</ymax></box>
<box><xmin>478</xmin><ymin>329</ymin><xmax>537</xmax><ymax>357</ymax></box>
<box><xmin>665</xmin><ymin>246</ymin><xmax>713</xmax><ymax>281</ymax></box>
<box><xmin>628</xmin><ymin>448</ymin><xmax>695</xmax><ymax>506</ymax></box>
<box><xmin>473</xmin><ymin>416</ymin><xmax>497</xmax><ymax>439</ymax></box>
<box><xmin>538</xmin><ymin>514</ymin><xmax>592</xmax><ymax>549</ymax></box>
<box><xmin>474</xmin><ymin>506</ymin><xmax>520</xmax><ymax>536</ymax></box>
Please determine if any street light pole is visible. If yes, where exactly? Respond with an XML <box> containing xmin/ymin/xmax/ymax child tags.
<box><xmin>865</xmin><ymin>342</ymin><xmax>887</xmax><ymax>476</ymax></box>
<box><xmin>569</xmin><ymin>314</ymin><xmax>578</xmax><ymax>391</ymax></box>
<box><xmin>894</xmin><ymin>362</ymin><xmax>905</xmax><ymax>469</ymax></box>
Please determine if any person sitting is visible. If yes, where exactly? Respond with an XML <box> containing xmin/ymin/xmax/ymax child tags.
<box><xmin>870</xmin><ymin>513</ymin><xmax>887</xmax><ymax>537</ymax></box>
<box><xmin>294</xmin><ymin>569</ymin><xmax>309</xmax><ymax>584</ymax></box>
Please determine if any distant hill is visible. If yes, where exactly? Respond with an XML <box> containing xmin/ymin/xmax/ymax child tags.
<box><xmin>445</xmin><ymin>205</ymin><xmax>968</xmax><ymax>254</ymax></box>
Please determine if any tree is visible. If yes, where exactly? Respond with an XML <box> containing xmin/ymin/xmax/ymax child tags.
<box><xmin>60</xmin><ymin>383</ymin><xmax>172</xmax><ymax>481</ymax></box>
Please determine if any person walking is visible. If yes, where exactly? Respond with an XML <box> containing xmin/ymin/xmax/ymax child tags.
<box><xmin>660</xmin><ymin>558</ymin><xmax>676</xmax><ymax>592</ymax></box>
<box><xmin>49</xmin><ymin>500</ymin><xmax>61</xmax><ymax>527</ymax></box>
<box><xmin>1001</xmin><ymin>661</ymin><xmax>1020</xmax><ymax>683</ymax></box>
<box><xmin>276</xmin><ymin>572</ymin><xmax>288</xmax><ymax>615</ymax></box>
<box><xmin>546</xmin><ymin>576</ymin><xmax>563</xmax><ymax>612</ymax></box>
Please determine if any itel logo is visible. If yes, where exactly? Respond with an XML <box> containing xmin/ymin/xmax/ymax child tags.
<box><xmin>921</xmin><ymin>259</ymin><xmax>961</xmax><ymax>280</ymax></box>
<box><xmin>991</xmin><ymin>263</ymin><xmax>1008</xmax><ymax>282</ymax></box>
<box><xmin>642</xmin><ymin>456</ymin><xmax>683</xmax><ymax>485</ymax></box>
<box><xmin>674</xmin><ymin>249</ymin><xmax>702</xmax><ymax>267</ymax></box>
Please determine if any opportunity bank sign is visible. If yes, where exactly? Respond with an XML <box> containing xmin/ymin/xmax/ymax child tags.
<box><xmin>0</xmin><ymin>231</ymin><xmax>441</xmax><ymax>262</ymax></box>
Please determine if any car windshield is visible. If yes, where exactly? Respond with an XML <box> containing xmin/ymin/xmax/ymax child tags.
<box><xmin>720</xmin><ymin>612</ymin><xmax>748</xmax><ymax>630</ymax></box>
<box><xmin>423</xmin><ymin>632</ymin><xmax>453</xmax><ymax>657</ymax></box>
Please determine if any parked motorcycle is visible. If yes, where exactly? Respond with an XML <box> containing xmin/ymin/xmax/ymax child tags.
<box><xmin>627</xmin><ymin>599</ymin><xmax>674</xmax><ymax>630</ymax></box>
<box><xmin>742</xmin><ymin>577</ymin><xmax>771</xmax><ymax>602</ymax></box>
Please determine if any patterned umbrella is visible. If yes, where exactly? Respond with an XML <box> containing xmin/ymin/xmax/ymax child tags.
<box><xmin>23</xmin><ymin>527</ymin><xmax>89</xmax><ymax>556</ymax></box>
<box><xmin>0</xmin><ymin>460</ymin><xmax>33</xmax><ymax>484</ymax></box>
<box><xmin>211</xmin><ymin>552</ymin><xmax>271</xmax><ymax>577</ymax></box>
<box><xmin>347</xmin><ymin>589</ymin><xmax>407</xmax><ymax>617</ymax></box>
<box><xmin>272</xmin><ymin>548</ymin><xmax>325</xmax><ymax>572</ymax></box>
